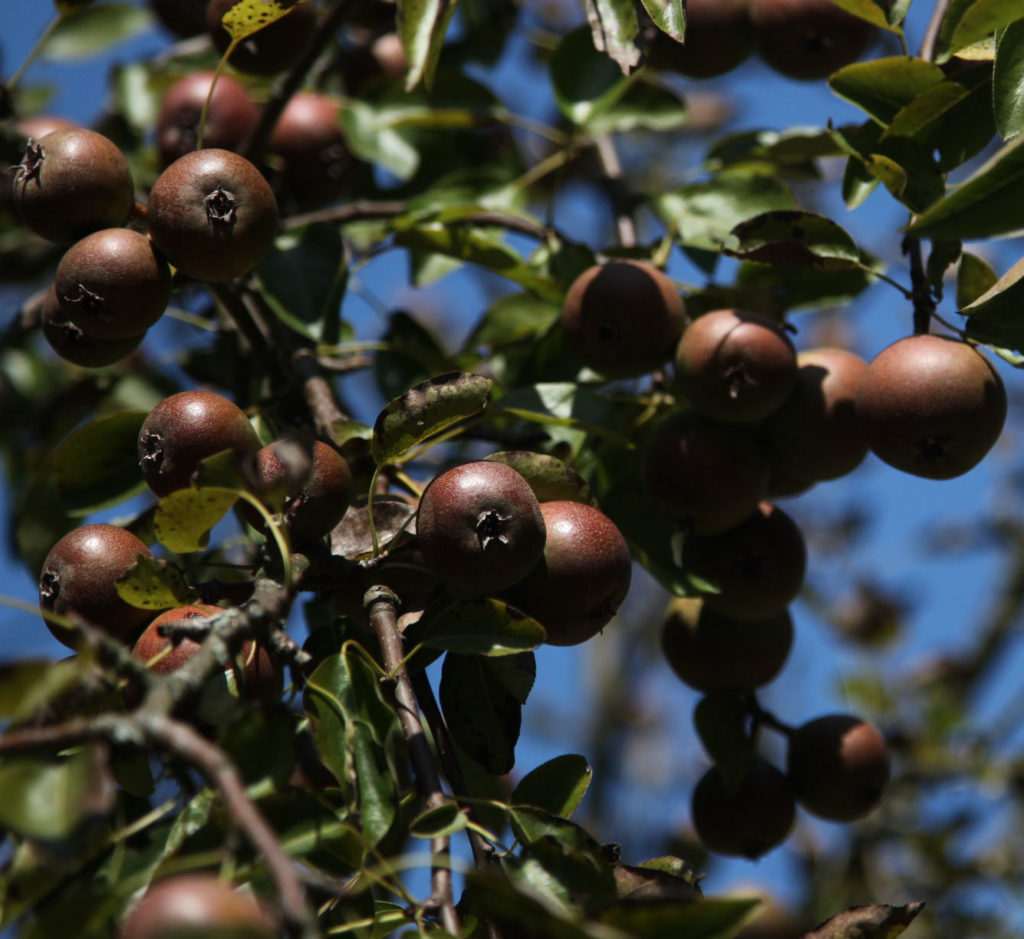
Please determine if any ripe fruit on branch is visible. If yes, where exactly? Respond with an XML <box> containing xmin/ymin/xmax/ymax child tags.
<box><xmin>691</xmin><ymin>758</ymin><xmax>796</xmax><ymax>858</ymax></box>
<box><xmin>119</xmin><ymin>873</ymin><xmax>277</xmax><ymax>939</ymax></box>
<box><xmin>156</xmin><ymin>71</ymin><xmax>259</xmax><ymax>168</ymax></box>
<box><xmin>138</xmin><ymin>390</ymin><xmax>260</xmax><ymax>498</ymax></box>
<box><xmin>787</xmin><ymin>714</ymin><xmax>890</xmax><ymax>821</ymax></box>
<box><xmin>647</xmin><ymin>0</ymin><xmax>755</xmax><ymax>79</ymax></box>
<box><xmin>761</xmin><ymin>346</ymin><xmax>869</xmax><ymax>489</ymax></box>
<box><xmin>855</xmin><ymin>333</ymin><xmax>1007</xmax><ymax>480</ymax></box>
<box><xmin>146</xmin><ymin>148</ymin><xmax>279</xmax><ymax>282</ymax></box>
<box><xmin>503</xmin><ymin>500</ymin><xmax>632</xmax><ymax>646</ymax></box>
<box><xmin>54</xmin><ymin>228</ymin><xmax>171</xmax><ymax>341</ymax></box>
<box><xmin>38</xmin><ymin>524</ymin><xmax>152</xmax><ymax>648</ymax></box>
<box><xmin>750</xmin><ymin>0</ymin><xmax>882</xmax><ymax>81</ymax></box>
<box><xmin>416</xmin><ymin>461</ymin><xmax>546</xmax><ymax>596</ymax></box>
<box><xmin>268</xmin><ymin>92</ymin><xmax>352</xmax><ymax>209</ymax></box>
<box><xmin>661</xmin><ymin>597</ymin><xmax>793</xmax><ymax>693</ymax></box>
<box><xmin>12</xmin><ymin>128</ymin><xmax>134</xmax><ymax>243</ymax></box>
<box><xmin>675</xmin><ymin>309</ymin><xmax>797</xmax><ymax>423</ymax></box>
<box><xmin>41</xmin><ymin>284</ymin><xmax>145</xmax><ymax>367</ymax></box>
<box><xmin>561</xmin><ymin>260</ymin><xmax>686</xmax><ymax>379</ymax></box>
<box><xmin>248</xmin><ymin>437</ymin><xmax>354</xmax><ymax>543</ymax></box>
<box><xmin>207</xmin><ymin>0</ymin><xmax>317</xmax><ymax>76</ymax></box>
<box><xmin>680</xmin><ymin>502</ymin><xmax>806</xmax><ymax>622</ymax></box>
<box><xmin>644</xmin><ymin>409</ymin><xmax>769</xmax><ymax>534</ymax></box>
<box><xmin>131</xmin><ymin>604</ymin><xmax>280</xmax><ymax>702</ymax></box>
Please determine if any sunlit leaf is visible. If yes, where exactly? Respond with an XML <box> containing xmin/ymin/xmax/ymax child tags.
<box><xmin>418</xmin><ymin>597</ymin><xmax>546</xmax><ymax>656</ymax></box>
<box><xmin>994</xmin><ymin>18</ymin><xmax>1024</xmax><ymax>140</ymax></box>
<box><xmin>153</xmin><ymin>487</ymin><xmax>240</xmax><ymax>553</ymax></box>
<box><xmin>396</xmin><ymin>0</ymin><xmax>457</xmax><ymax>90</ymax></box>
<box><xmin>43</xmin><ymin>4</ymin><xmax>150</xmax><ymax>61</ymax></box>
<box><xmin>582</xmin><ymin>0</ymin><xmax>641</xmax><ymax>75</ymax></box>
<box><xmin>115</xmin><ymin>555</ymin><xmax>196</xmax><ymax>610</ymax></box>
<box><xmin>218</xmin><ymin>0</ymin><xmax>309</xmax><ymax>41</ymax></box>
<box><xmin>957</xmin><ymin>252</ymin><xmax>999</xmax><ymax>308</ymax></box>
<box><xmin>640</xmin><ymin>0</ymin><xmax>685</xmax><ymax>41</ymax></box>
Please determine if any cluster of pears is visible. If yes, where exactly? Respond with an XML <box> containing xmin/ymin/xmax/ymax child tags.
<box><xmin>562</xmin><ymin>254</ymin><xmax>1008</xmax><ymax>856</ymax></box>
<box><xmin>647</xmin><ymin>0</ymin><xmax>886</xmax><ymax>81</ymax></box>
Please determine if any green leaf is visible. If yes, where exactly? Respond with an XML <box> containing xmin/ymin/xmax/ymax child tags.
<box><xmin>462</xmin><ymin>293</ymin><xmax>561</xmax><ymax>353</ymax></box>
<box><xmin>496</xmin><ymin>383</ymin><xmax>632</xmax><ymax>445</ymax></box>
<box><xmin>640</xmin><ymin>0</ymin><xmax>685</xmax><ymax>41</ymax></box>
<box><xmin>735</xmin><ymin>260</ymin><xmax>875</xmax><ymax>312</ymax></box>
<box><xmin>511</xmin><ymin>754</ymin><xmax>592</xmax><ymax>818</ymax></box>
<box><xmin>375</xmin><ymin>310</ymin><xmax>454</xmax><ymax>404</ymax></box>
<box><xmin>485</xmin><ymin>451</ymin><xmax>595</xmax><ymax>505</ymax></box>
<box><xmin>418</xmin><ymin>597</ymin><xmax>546</xmax><ymax>656</ymax></box>
<box><xmin>153</xmin><ymin>487</ymin><xmax>240</xmax><ymax>553</ymax></box>
<box><xmin>585</xmin><ymin>79</ymin><xmax>688</xmax><ymax>135</ymax></box>
<box><xmin>371</xmin><ymin>371</ymin><xmax>492</xmax><ymax>464</ymax></box>
<box><xmin>42</xmin><ymin>4</ymin><xmax>151</xmax><ymax>61</ymax></box>
<box><xmin>829</xmin><ymin>57</ymin><xmax>946</xmax><ymax>126</ymax></box>
<box><xmin>551</xmin><ymin>26</ymin><xmax>632</xmax><ymax>126</ymax></box>
<box><xmin>257</xmin><ymin>224</ymin><xmax>348</xmax><ymax>343</ymax></box>
<box><xmin>693</xmin><ymin>693</ymin><xmax>755</xmax><ymax>787</ymax></box>
<box><xmin>948</xmin><ymin>0</ymin><xmax>1024</xmax><ymax>56</ymax></box>
<box><xmin>396</xmin><ymin>0</ymin><xmax>458</xmax><ymax>91</ymax></box>
<box><xmin>115</xmin><ymin>555</ymin><xmax>196</xmax><ymax>611</ymax></box>
<box><xmin>957</xmin><ymin>252</ymin><xmax>999</xmax><ymax>308</ymax></box>
<box><xmin>338</xmin><ymin>99</ymin><xmax>421</xmax><ymax>180</ymax></box>
<box><xmin>907</xmin><ymin>132</ymin><xmax>1024</xmax><ymax>239</ymax></box>
<box><xmin>961</xmin><ymin>255</ymin><xmax>1024</xmax><ymax>320</ymax></box>
<box><xmin>49</xmin><ymin>410</ymin><xmax>147</xmax><ymax>514</ymax></box>
<box><xmin>410</xmin><ymin>802</ymin><xmax>468</xmax><ymax>838</ymax></box>
<box><xmin>726</xmin><ymin>211</ymin><xmax>861</xmax><ymax>268</ymax></box>
<box><xmin>219</xmin><ymin>0</ymin><xmax>311</xmax><ymax>39</ymax></box>
<box><xmin>654</xmin><ymin>172</ymin><xmax>798</xmax><ymax>255</ymax></box>
<box><xmin>600</xmin><ymin>897</ymin><xmax>761</xmax><ymax>939</ymax></box>
<box><xmin>825</xmin><ymin>0</ymin><xmax>898</xmax><ymax>28</ymax></box>
<box><xmin>995</xmin><ymin>18</ymin><xmax>1024</xmax><ymax>140</ymax></box>
<box><xmin>862</xmin><ymin>136</ymin><xmax>945</xmax><ymax>212</ymax></box>
<box><xmin>582</xmin><ymin>0</ymin><xmax>642</xmax><ymax>75</ymax></box>
<box><xmin>0</xmin><ymin>658</ymin><xmax>87</xmax><ymax>723</ymax></box>
<box><xmin>439</xmin><ymin>652</ymin><xmax>535</xmax><ymax>774</ymax></box>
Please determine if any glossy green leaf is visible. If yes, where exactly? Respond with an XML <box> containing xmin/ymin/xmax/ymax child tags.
<box><xmin>726</xmin><ymin>211</ymin><xmax>861</xmax><ymax>268</ymax></box>
<box><xmin>371</xmin><ymin>371</ymin><xmax>492</xmax><ymax>464</ymax></box>
<box><xmin>486</xmin><ymin>451</ymin><xmax>595</xmax><ymax>505</ymax></box>
<box><xmin>957</xmin><ymin>252</ymin><xmax>999</xmax><ymax>308</ymax></box>
<box><xmin>994</xmin><ymin>18</ymin><xmax>1024</xmax><ymax>140</ymax></box>
<box><xmin>115</xmin><ymin>555</ymin><xmax>194</xmax><ymax>611</ymax></box>
<box><xmin>410</xmin><ymin>802</ymin><xmax>468</xmax><ymax>838</ymax></box>
<box><xmin>153</xmin><ymin>487</ymin><xmax>240</xmax><ymax>553</ymax></box>
<box><xmin>551</xmin><ymin>26</ymin><xmax>632</xmax><ymax>126</ymax></box>
<box><xmin>439</xmin><ymin>652</ymin><xmax>535</xmax><ymax>773</ymax></box>
<box><xmin>585</xmin><ymin>79</ymin><xmax>687</xmax><ymax>135</ymax></box>
<box><xmin>582</xmin><ymin>0</ymin><xmax>642</xmax><ymax>75</ymax></box>
<box><xmin>600</xmin><ymin>897</ymin><xmax>761</xmax><ymax>939</ymax></box>
<box><xmin>829</xmin><ymin>57</ymin><xmax>946</xmax><ymax>126</ymax></box>
<box><xmin>42</xmin><ymin>4</ymin><xmax>150</xmax><ymax>61</ymax></box>
<box><xmin>907</xmin><ymin>133</ymin><xmax>1024</xmax><ymax>238</ymax></box>
<box><xmin>640</xmin><ymin>0</ymin><xmax>684</xmax><ymax>41</ymax></box>
<box><xmin>511</xmin><ymin>834</ymin><xmax>617</xmax><ymax>913</ymax></box>
<box><xmin>396</xmin><ymin>0</ymin><xmax>457</xmax><ymax>91</ymax></box>
<box><xmin>418</xmin><ymin>597</ymin><xmax>546</xmax><ymax>656</ymax></box>
<box><xmin>947</xmin><ymin>0</ymin><xmax>1024</xmax><ymax>56</ymax></box>
<box><xmin>49</xmin><ymin>410</ymin><xmax>147</xmax><ymax>514</ymax></box>
<box><xmin>511</xmin><ymin>754</ymin><xmax>592</xmax><ymax>818</ymax></box>
<box><xmin>257</xmin><ymin>224</ymin><xmax>348</xmax><ymax>343</ymax></box>
<box><xmin>961</xmin><ymin>255</ymin><xmax>1024</xmax><ymax>320</ymax></box>
<box><xmin>654</xmin><ymin>173</ymin><xmax>797</xmax><ymax>255</ymax></box>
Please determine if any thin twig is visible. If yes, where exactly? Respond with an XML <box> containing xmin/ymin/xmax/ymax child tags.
<box><xmin>919</xmin><ymin>0</ymin><xmax>953</xmax><ymax>62</ymax></box>
<box><xmin>593</xmin><ymin>134</ymin><xmax>637</xmax><ymax>249</ymax></box>
<box><xmin>902</xmin><ymin>235</ymin><xmax>935</xmax><ymax>335</ymax></box>
<box><xmin>364</xmin><ymin>586</ymin><xmax>460</xmax><ymax>936</ymax></box>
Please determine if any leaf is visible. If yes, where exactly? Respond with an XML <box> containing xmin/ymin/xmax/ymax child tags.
<box><xmin>551</xmin><ymin>26</ymin><xmax>632</xmax><ymax>126</ymax></box>
<box><xmin>375</xmin><ymin>310</ymin><xmax>454</xmax><ymax>404</ymax></box>
<box><xmin>49</xmin><ymin>410</ymin><xmax>148</xmax><ymax>514</ymax></box>
<box><xmin>829</xmin><ymin>57</ymin><xmax>946</xmax><ymax>126</ymax></box>
<box><xmin>511</xmin><ymin>754</ymin><xmax>592</xmax><ymax>818</ymax></box>
<box><xmin>0</xmin><ymin>658</ymin><xmax>86</xmax><ymax>723</ymax></box>
<box><xmin>410</xmin><ymin>802</ymin><xmax>468</xmax><ymax>838</ymax></box>
<box><xmin>371</xmin><ymin>371</ymin><xmax>492</xmax><ymax>464</ymax></box>
<box><xmin>42</xmin><ymin>4</ymin><xmax>150</xmax><ymax>60</ymax></box>
<box><xmin>439</xmin><ymin>652</ymin><xmax>535</xmax><ymax>773</ymax></box>
<box><xmin>803</xmin><ymin>902</ymin><xmax>925</xmax><ymax>939</ymax></box>
<box><xmin>485</xmin><ymin>451</ymin><xmax>595</xmax><ymax>504</ymax></box>
<box><xmin>654</xmin><ymin>172</ymin><xmax>798</xmax><ymax>255</ymax></box>
<box><xmin>907</xmin><ymin>132</ymin><xmax>1024</xmax><ymax>239</ymax></box>
<box><xmin>961</xmin><ymin>255</ymin><xmax>1024</xmax><ymax>319</ymax></box>
<box><xmin>496</xmin><ymin>383</ymin><xmax>632</xmax><ymax>445</ymax></box>
<box><xmin>994</xmin><ymin>18</ymin><xmax>1024</xmax><ymax>140</ymax></box>
<box><xmin>396</xmin><ymin>0</ymin><xmax>458</xmax><ymax>91</ymax></box>
<box><xmin>693</xmin><ymin>693</ymin><xmax>755</xmax><ymax>787</ymax></box>
<box><xmin>947</xmin><ymin>0</ymin><xmax>1024</xmax><ymax>56</ymax></box>
<box><xmin>957</xmin><ymin>252</ymin><xmax>999</xmax><ymax>308</ymax></box>
<box><xmin>257</xmin><ymin>224</ymin><xmax>348</xmax><ymax>343</ymax></box>
<box><xmin>153</xmin><ymin>487</ymin><xmax>240</xmax><ymax>553</ymax></box>
<box><xmin>600</xmin><ymin>897</ymin><xmax>761</xmax><ymax>939</ymax></box>
<box><xmin>825</xmin><ymin>0</ymin><xmax>898</xmax><ymax>28</ymax></box>
<box><xmin>418</xmin><ymin>597</ymin><xmax>546</xmax><ymax>656</ymax></box>
<box><xmin>338</xmin><ymin>99</ymin><xmax>421</xmax><ymax>180</ymax></box>
<box><xmin>218</xmin><ymin>0</ymin><xmax>309</xmax><ymax>41</ymax></box>
<box><xmin>583</xmin><ymin>0</ymin><xmax>642</xmax><ymax>76</ymax></box>
<box><xmin>115</xmin><ymin>555</ymin><xmax>197</xmax><ymax>611</ymax></box>
<box><xmin>726</xmin><ymin>211</ymin><xmax>861</xmax><ymax>268</ymax></box>
<box><xmin>640</xmin><ymin>0</ymin><xmax>685</xmax><ymax>42</ymax></box>
<box><xmin>585</xmin><ymin>80</ymin><xmax>688</xmax><ymax>135</ymax></box>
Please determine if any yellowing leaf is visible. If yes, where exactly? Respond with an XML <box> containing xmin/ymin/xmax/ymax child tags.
<box><xmin>219</xmin><ymin>0</ymin><xmax>308</xmax><ymax>42</ymax></box>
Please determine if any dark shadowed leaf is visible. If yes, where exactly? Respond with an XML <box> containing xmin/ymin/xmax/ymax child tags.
<box><xmin>727</xmin><ymin>211</ymin><xmax>860</xmax><ymax>268</ymax></box>
<box><xmin>372</xmin><ymin>371</ymin><xmax>492</xmax><ymax>464</ymax></box>
<box><xmin>511</xmin><ymin>754</ymin><xmax>592</xmax><ymax>818</ymax></box>
<box><xmin>829</xmin><ymin>57</ymin><xmax>946</xmax><ymax>125</ymax></box>
<box><xmin>958</xmin><ymin>252</ymin><xmax>1000</xmax><ymax>308</ymax></box>
<box><xmin>50</xmin><ymin>411</ymin><xmax>147</xmax><ymax>514</ymax></box>
<box><xmin>551</xmin><ymin>26</ymin><xmax>632</xmax><ymax>126</ymax></box>
<box><xmin>961</xmin><ymin>255</ymin><xmax>1024</xmax><ymax>320</ymax></box>
<box><xmin>486</xmin><ymin>450</ymin><xmax>595</xmax><ymax>504</ymax></box>
<box><xmin>375</xmin><ymin>310</ymin><xmax>454</xmax><ymax>404</ymax></box>
<box><xmin>0</xmin><ymin>658</ymin><xmax>85</xmax><ymax>722</ymax></box>
<box><xmin>586</xmin><ymin>80</ymin><xmax>687</xmax><ymax>135</ymax></box>
<box><xmin>694</xmin><ymin>693</ymin><xmax>755</xmax><ymax>788</ymax></box>
<box><xmin>600</xmin><ymin>897</ymin><xmax>760</xmax><ymax>938</ymax></box>
<box><xmin>410</xmin><ymin>802</ymin><xmax>468</xmax><ymax>838</ymax></box>
<box><xmin>826</xmin><ymin>0</ymin><xmax>898</xmax><ymax>28</ymax></box>
<box><xmin>994</xmin><ymin>18</ymin><xmax>1024</xmax><ymax>140</ymax></box>
<box><xmin>803</xmin><ymin>902</ymin><xmax>925</xmax><ymax>938</ymax></box>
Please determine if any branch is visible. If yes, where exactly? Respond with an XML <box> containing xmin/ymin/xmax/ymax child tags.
<box><xmin>592</xmin><ymin>133</ymin><xmax>637</xmax><ymax>249</ymax></box>
<box><xmin>919</xmin><ymin>0</ymin><xmax>952</xmax><ymax>62</ymax></box>
<box><xmin>901</xmin><ymin>235</ymin><xmax>935</xmax><ymax>335</ymax></box>
<box><xmin>364</xmin><ymin>586</ymin><xmax>460</xmax><ymax>936</ymax></box>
